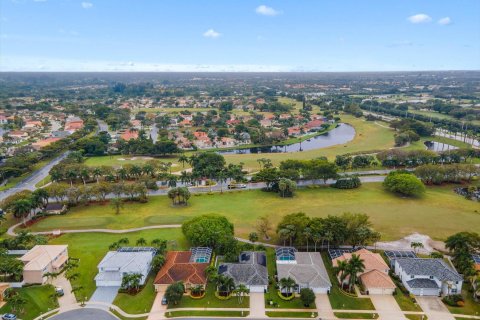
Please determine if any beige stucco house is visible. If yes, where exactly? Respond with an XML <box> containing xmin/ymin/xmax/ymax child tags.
<box><xmin>20</xmin><ymin>245</ymin><xmax>69</xmax><ymax>284</ymax></box>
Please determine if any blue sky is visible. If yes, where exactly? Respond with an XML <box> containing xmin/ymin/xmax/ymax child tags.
<box><xmin>1</xmin><ymin>0</ymin><xmax>479</xmax><ymax>71</ymax></box>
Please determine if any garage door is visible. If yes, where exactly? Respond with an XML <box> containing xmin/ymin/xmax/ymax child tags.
<box><xmin>412</xmin><ymin>288</ymin><xmax>440</xmax><ymax>296</ymax></box>
<box><xmin>313</xmin><ymin>287</ymin><xmax>329</xmax><ymax>294</ymax></box>
<box><xmin>249</xmin><ymin>285</ymin><xmax>265</xmax><ymax>293</ymax></box>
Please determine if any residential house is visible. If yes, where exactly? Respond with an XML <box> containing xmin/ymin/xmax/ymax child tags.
<box><xmin>394</xmin><ymin>258</ymin><xmax>463</xmax><ymax>296</ymax></box>
<box><xmin>218</xmin><ymin>251</ymin><xmax>268</xmax><ymax>293</ymax></box>
<box><xmin>44</xmin><ymin>203</ymin><xmax>67</xmax><ymax>215</ymax></box>
<box><xmin>64</xmin><ymin>116</ymin><xmax>84</xmax><ymax>133</ymax></box>
<box><xmin>20</xmin><ymin>245</ymin><xmax>69</xmax><ymax>284</ymax></box>
<box><xmin>120</xmin><ymin>129</ymin><xmax>139</xmax><ymax>141</ymax></box>
<box><xmin>32</xmin><ymin>137</ymin><xmax>61</xmax><ymax>150</ymax></box>
<box><xmin>0</xmin><ymin>283</ymin><xmax>10</xmax><ymax>308</ymax></box>
<box><xmin>0</xmin><ymin>115</ymin><xmax>8</xmax><ymax>125</ymax></box>
<box><xmin>333</xmin><ymin>248</ymin><xmax>396</xmax><ymax>295</ymax></box>
<box><xmin>304</xmin><ymin>119</ymin><xmax>324</xmax><ymax>131</ymax></box>
<box><xmin>8</xmin><ymin>130</ymin><xmax>28</xmax><ymax>140</ymax></box>
<box><xmin>276</xmin><ymin>247</ymin><xmax>331</xmax><ymax>294</ymax></box>
<box><xmin>95</xmin><ymin>247</ymin><xmax>156</xmax><ymax>287</ymax></box>
<box><xmin>154</xmin><ymin>247</ymin><xmax>212</xmax><ymax>292</ymax></box>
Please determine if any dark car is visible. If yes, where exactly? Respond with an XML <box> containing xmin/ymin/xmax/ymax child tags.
<box><xmin>161</xmin><ymin>297</ymin><xmax>168</xmax><ymax>305</ymax></box>
<box><xmin>2</xmin><ymin>314</ymin><xmax>17</xmax><ymax>320</ymax></box>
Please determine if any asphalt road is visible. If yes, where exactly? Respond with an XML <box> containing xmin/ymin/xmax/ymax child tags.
<box><xmin>0</xmin><ymin>151</ymin><xmax>70</xmax><ymax>202</ymax></box>
<box><xmin>48</xmin><ymin>308</ymin><xmax>118</xmax><ymax>320</ymax></box>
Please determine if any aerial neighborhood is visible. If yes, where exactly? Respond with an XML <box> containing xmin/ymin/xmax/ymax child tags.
<box><xmin>0</xmin><ymin>72</ymin><xmax>479</xmax><ymax>320</ymax></box>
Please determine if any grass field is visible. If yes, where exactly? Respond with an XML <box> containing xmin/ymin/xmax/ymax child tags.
<box><xmin>445</xmin><ymin>284</ymin><xmax>480</xmax><ymax>316</ymax></box>
<box><xmin>0</xmin><ymin>285</ymin><xmax>57</xmax><ymax>320</ymax></box>
<box><xmin>266</xmin><ymin>311</ymin><xmax>318</xmax><ymax>318</ymax></box>
<box><xmin>84</xmin><ymin>154</ymin><xmax>187</xmax><ymax>172</ymax></box>
<box><xmin>393</xmin><ymin>289</ymin><xmax>422</xmax><ymax>312</ymax></box>
<box><xmin>28</xmin><ymin>182</ymin><xmax>480</xmax><ymax>241</ymax></box>
<box><xmin>113</xmin><ymin>276</ymin><xmax>156</xmax><ymax>314</ymax></box>
<box><xmin>165</xmin><ymin>310</ymin><xmax>248</xmax><ymax>318</ymax></box>
<box><xmin>409</xmin><ymin>109</ymin><xmax>480</xmax><ymax>126</ymax></box>
<box><xmin>48</xmin><ymin>229</ymin><xmax>187</xmax><ymax>300</ymax></box>
<box><xmin>334</xmin><ymin>312</ymin><xmax>378</xmax><ymax>319</ymax></box>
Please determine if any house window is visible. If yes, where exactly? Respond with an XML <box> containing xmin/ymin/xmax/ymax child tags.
<box><xmin>451</xmin><ymin>289</ymin><xmax>457</xmax><ymax>293</ymax></box>
<box><xmin>429</xmin><ymin>276</ymin><xmax>434</xmax><ymax>279</ymax></box>
<box><xmin>455</xmin><ymin>281</ymin><xmax>458</xmax><ymax>284</ymax></box>
<box><xmin>410</xmin><ymin>275</ymin><xmax>415</xmax><ymax>279</ymax></box>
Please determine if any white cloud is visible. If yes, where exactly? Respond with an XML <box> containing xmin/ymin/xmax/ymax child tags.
<box><xmin>81</xmin><ymin>2</ymin><xmax>93</xmax><ymax>9</ymax></box>
<box><xmin>203</xmin><ymin>29</ymin><xmax>221</xmax><ymax>39</ymax></box>
<box><xmin>255</xmin><ymin>5</ymin><xmax>280</xmax><ymax>16</ymax></box>
<box><xmin>438</xmin><ymin>17</ymin><xmax>452</xmax><ymax>25</ymax></box>
<box><xmin>407</xmin><ymin>13</ymin><xmax>432</xmax><ymax>24</ymax></box>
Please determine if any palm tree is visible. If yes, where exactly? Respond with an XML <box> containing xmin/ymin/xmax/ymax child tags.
<box><xmin>333</xmin><ymin>260</ymin><xmax>348</xmax><ymax>286</ymax></box>
<box><xmin>190</xmin><ymin>285</ymin><xmax>204</xmax><ymax>297</ymax></box>
<box><xmin>303</xmin><ymin>227</ymin><xmax>312</xmax><ymax>252</ymax></box>
<box><xmin>136</xmin><ymin>238</ymin><xmax>147</xmax><ymax>246</ymax></box>
<box><xmin>92</xmin><ymin>167</ymin><xmax>103</xmax><ymax>183</ymax></box>
<box><xmin>234</xmin><ymin>284</ymin><xmax>250</xmax><ymax>304</ymax></box>
<box><xmin>216</xmin><ymin>275</ymin><xmax>235</xmax><ymax>295</ymax></box>
<box><xmin>12</xmin><ymin>199</ymin><xmax>32</xmax><ymax>226</ymax></box>
<box><xmin>178</xmin><ymin>155</ymin><xmax>189</xmax><ymax>168</ymax></box>
<box><xmin>345</xmin><ymin>254</ymin><xmax>365</xmax><ymax>292</ymax></box>
<box><xmin>279</xmin><ymin>277</ymin><xmax>296</xmax><ymax>295</ymax></box>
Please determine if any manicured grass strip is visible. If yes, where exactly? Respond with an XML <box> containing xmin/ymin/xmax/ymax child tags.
<box><xmin>113</xmin><ymin>277</ymin><xmax>156</xmax><ymax>314</ymax></box>
<box><xmin>29</xmin><ymin>183</ymin><xmax>480</xmax><ymax>241</ymax></box>
<box><xmin>110</xmin><ymin>310</ymin><xmax>148</xmax><ymax>320</ymax></box>
<box><xmin>321</xmin><ymin>253</ymin><xmax>375</xmax><ymax>310</ymax></box>
<box><xmin>49</xmin><ymin>229</ymin><xmax>187</xmax><ymax>300</ymax></box>
<box><xmin>393</xmin><ymin>290</ymin><xmax>422</xmax><ymax>311</ymax></box>
<box><xmin>0</xmin><ymin>285</ymin><xmax>58</xmax><ymax>320</ymax></box>
<box><xmin>167</xmin><ymin>282</ymin><xmax>249</xmax><ymax>309</ymax></box>
<box><xmin>406</xmin><ymin>315</ymin><xmax>428</xmax><ymax>320</ymax></box>
<box><xmin>266</xmin><ymin>311</ymin><xmax>318</xmax><ymax>318</ymax></box>
<box><xmin>165</xmin><ymin>310</ymin><xmax>248</xmax><ymax>318</ymax></box>
<box><xmin>334</xmin><ymin>312</ymin><xmax>379</xmax><ymax>319</ymax></box>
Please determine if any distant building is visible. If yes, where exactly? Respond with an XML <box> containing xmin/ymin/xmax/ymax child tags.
<box><xmin>32</xmin><ymin>137</ymin><xmax>61</xmax><ymax>150</ymax></box>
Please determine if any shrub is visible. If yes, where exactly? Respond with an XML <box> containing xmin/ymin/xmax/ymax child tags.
<box><xmin>333</xmin><ymin>176</ymin><xmax>361</xmax><ymax>189</ymax></box>
<box><xmin>383</xmin><ymin>171</ymin><xmax>425</xmax><ymax>197</ymax></box>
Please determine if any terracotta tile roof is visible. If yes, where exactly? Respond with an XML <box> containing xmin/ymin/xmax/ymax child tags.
<box><xmin>360</xmin><ymin>269</ymin><xmax>396</xmax><ymax>289</ymax></box>
<box><xmin>333</xmin><ymin>249</ymin><xmax>389</xmax><ymax>272</ymax></box>
<box><xmin>154</xmin><ymin>251</ymin><xmax>208</xmax><ymax>286</ymax></box>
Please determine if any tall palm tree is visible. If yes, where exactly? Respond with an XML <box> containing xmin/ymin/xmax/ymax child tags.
<box><xmin>345</xmin><ymin>254</ymin><xmax>365</xmax><ymax>292</ymax></box>
<box><xmin>92</xmin><ymin>167</ymin><xmax>103</xmax><ymax>183</ymax></box>
<box><xmin>234</xmin><ymin>284</ymin><xmax>250</xmax><ymax>304</ymax></box>
<box><xmin>279</xmin><ymin>277</ymin><xmax>296</xmax><ymax>295</ymax></box>
<box><xmin>334</xmin><ymin>260</ymin><xmax>348</xmax><ymax>286</ymax></box>
<box><xmin>12</xmin><ymin>199</ymin><xmax>32</xmax><ymax>226</ymax></box>
<box><xmin>178</xmin><ymin>155</ymin><xmax>189</xmax><ymax>168</ymax></box>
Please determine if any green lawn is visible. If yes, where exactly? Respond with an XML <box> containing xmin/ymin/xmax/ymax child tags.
<box><xmin>84</xmin><ymin>154</ymin><xmax>187</xmax><ymax>172</ymax></box>
<box><xmin>165</xmin><ymin>310</ymin><xmax>248</xmax><ymax>318</ymax></box>
<box><xmin>393</xmin><ymin>290</ymin><xmax>422</xmax><ymax>312</ymax></box>
<box><xmin>113</xmin><ymin>276</ymin><xmax>156</xmax><ymax>314</ymax></box>
<box><xmin>445</xmin><ymin>284</ymin><xmax>480</xmax><ymax>316</ymax></box>
<box><xmin>0</xmin><ymin>285</ymin><xmax>58</xmax><ymax>320</ymax></box>
<box><xmin>168</xmin><ymin>282</ymin><xmax>249</xmax><ymax>309</ymax></box>
<box><xmin>48</xmin><ymin>229</ymin><xmax>187</xmax><ymax>300</ymax></box>
<box><xmin>322</xmin><ymin>253</ymin><xmax>375</xmax><ymax>310</ymax></box>
<box><xmin>28</xmin><ymin>183</ymin><xmax>480</xmax><ymax>241</ymax></box>
<box><xmin>334</xmin><ymin>312</ymin><xmax>379</xmax><ymax>319</ymax></box>
<box><xmin>266</xmin><ymin>311</ymin><xmax>318</xmax><ymax>318</ymax></box>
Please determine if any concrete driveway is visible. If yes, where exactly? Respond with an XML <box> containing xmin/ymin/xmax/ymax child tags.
<box><xmin>147</xmin><ymin>289</ymin><xmax>167</xmax><ymax>320</ymax></box>
<box><xmin>52</xmin><ymin>275</ymin><xmax>77</xmax><ymax>308</ymax></box>
<box><xmin>249</xmin><ymin>292</ymin><xmax>265</xmax><ymax>318</ymax></box>
<box><xmin>369</xmin><ymin>294</ymin><xmax>406</xmax><ymax>320</ymax></box>
<box><xmin>90</xmin><ymin>286</ymin><xmax>120</xmax><ymax>305</ymax></box>
<box><xmin>416</xmin><ymin>296</ymin><xmax>454</xmax><ymax>320</ymax></box>
<box><xmin>315</xmin><ymin>293</ymin><xmax>335</xmax><ymax>319</ymax></box>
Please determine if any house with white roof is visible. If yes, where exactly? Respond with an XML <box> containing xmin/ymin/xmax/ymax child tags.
<box><xmin>394</xmin><ymin>258</ymin><xmax>463</xmax><ymax>296</ymax></box>
<box><xmin>95</xmin><ymin>247</ymin><xmax>155</xmax><ymax>287</ymax></box>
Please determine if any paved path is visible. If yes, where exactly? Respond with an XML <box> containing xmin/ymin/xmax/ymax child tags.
<box><xmin>369</xmin><ymin>294</ymin><xmax>406</xmax><ymax>320</ymax></box>
<box><xmin>52</xmin><ymin>275</ymin><xmax>77</xmax><ymax>309</ymax></box>
<box><xmin>90</xmin><ymin>286</ymin><xmax>121</xmax><ymax>306</ymax></box>
<box><xmin>147</xmin><ymin>289</ymin><xmax>167</xmax><ymax>320</ymax></box>
<box><xmin>48</xmin><ymin>308</ymin><xmax>118</xmax><ymax>320</ymax></box>
<box><xmin>315</xmin><ymin>293</ymin><xmax>336</xmax><ymax>319</ymax></box>
<box><xmin>249</xmin><ymin>292</ymin><xmax>266</xmax><ymax>318</ymax></box>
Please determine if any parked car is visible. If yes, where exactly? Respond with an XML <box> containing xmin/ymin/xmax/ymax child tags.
<box><xmin>161</xmin><ymin>297</ymin><xmax>168</xmax><ymax>305</ymax></box>
<box><xmin>2</xmin><ymin>314</ymin><xmax>17</xmax><ymax>320</ymax></box>
<box><xmin>55</xmin><ymin>287</ymin><xmax>64</xmax><ymax>296</ymax></box>
<box><xmin>227</xmin><ymin>183</ymin><xmax>247</xmax><ymax>189</ymax></box>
